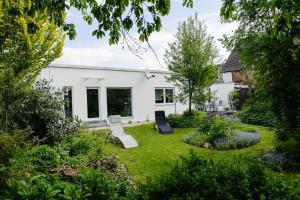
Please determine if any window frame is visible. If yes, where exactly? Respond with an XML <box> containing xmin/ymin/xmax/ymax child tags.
<box><xmin>106</xmin><ymin>87</ymin><xmax>133</xmax><ymax>118</ymax></box>
<box><xmin>86</xmin><ymin>87</ymin><xmax>100</xmax><ymax>119</ymax></box>
<box><xmin>155</xmin><ymin>87</ymin><xmax>175</xmax><ymax>104</ymax></box>
<box><xmin>63</xmin><ymin>86</ymin><xmax>73</xmax><ymax>118</ymax></box>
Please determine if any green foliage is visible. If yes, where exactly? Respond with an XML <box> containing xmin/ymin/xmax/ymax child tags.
<box><xmin>4</xmin><ymin>173</ymin><xmax>62</xmax><ymax>200</ymax></box>
<box><xmin>76</xmin><ymin>168</ymin><xmax>131</xmax><ymax>200</ymax></box>
<box><xmin>208</xmin><ymin>116</ymin><xmax>233</xmax><ymax>140</ymax></box>
<box><xmin>238</xmin><ymin>100</ymin><xmax>277</xmax><ymax>128</ymax></box>
<box><xmin>69</xmin><ymin>139</ymin><xmax>91</xmax><ymax>157</ymax></box>
<box><xmin>8</xmin><ymin>80</ymin><xmax>81</xmax><ymax>144</ymax></box>
<box><xmin>183</xmin><ymin>132</ymin><xmax>209</xmax><ymax>147</ymax></box>
<box><xmin>0</xmin><ymin>131</ymin><xmax>27</xmax><ymax>165</ymax></box>
<box><xmin>228</xmin><ymin>90</ymin><xmax>239</xmax><ymax>110</ymax></box>
<box><xmin>276</xmin><ymin>138</ymin><xmax>300</xmax><ymax>164</ymax></box>
<box><xmin>136</xmin><ymin>151</ymin><xmax>299</xmax><ymax>199</ymax></box>
<box><xmin>0</xmin><ymin>0</ymin><xmax>193</xmax><ymax>44</ymax></box>
<box><xmin>28</xmin><ymin>145</ymin><xmax>59</xmax><ymax>172</ymax></box>
<box><xmin>184</xmin><ymin>115</ymin><xmax>261</xmax><ymax>150</ymax></box>
<box><xmin>221</xmin><ymin>0</ymin><xmax>300</xmax><ymax>141</ymax></box>
<box><xmin>0</xmin><ymin>0</ymin><xmax>65</xmax><ymax>130</ymax></box>
<box><xmin>167</xmin><ymin>110</ymin><xmax>206</xmax><ymax>128</ymax></box>
<box><xmin>165</xmin><ymin>14</ymin><xmax>218</xmax><ymax>114</ymax></box>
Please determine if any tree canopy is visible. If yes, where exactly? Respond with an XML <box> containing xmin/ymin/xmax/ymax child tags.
<box><xmin>165</xmin><ymin>14</ymin><xmax>218</xmax><ymax>114</ymax></box>
<box><xmin>221</xmin><ymin>0</ymin><xmax>300</xmax><ymax>140</ymax></box>
<box><xmin>0</xmin><ymin>0</ymin><xmax>65</xmax><ymax>130</ymax></box>
<box><xmin>1</xmin><ymin>0</ymin><xmax>193</xmax><ymax>44</ymax></box>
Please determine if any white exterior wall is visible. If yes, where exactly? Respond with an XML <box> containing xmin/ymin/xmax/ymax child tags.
<box><xmin>39</xmin><ymin>65</ymin><xmax>188</xmax><ymax>123</ymax></box>
<box><xmin>223</xmin><ymin>72</ymin><xmax>232</xmax><ymax>83</ymax></box>
<box><xmin>210</xmin><ymin>82</ymin><xmax>235</xmax><ymax>108</ymax></box>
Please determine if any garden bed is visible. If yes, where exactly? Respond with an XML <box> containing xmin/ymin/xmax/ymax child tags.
<box><xmin>183</xmin><ymin>115</ymin><xmax>261</xmax><ymax>150</ymax></box>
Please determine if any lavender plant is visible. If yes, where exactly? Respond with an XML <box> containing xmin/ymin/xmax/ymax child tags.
<box><xmin>214</xmin><ymin>132</ymin><xmax>260</xmax><ymax>150</ymax></box>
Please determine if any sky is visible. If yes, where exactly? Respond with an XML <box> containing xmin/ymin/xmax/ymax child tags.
<box><xmin>54</xmin><ymin>0</ymin><xmax>238</xmax><ymax>70</ymax></box>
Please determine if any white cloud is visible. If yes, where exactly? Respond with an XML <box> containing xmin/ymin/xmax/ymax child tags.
<box><xmin>56</xmin><ymin>10</ymin><xmax>238</xmax><ymax>68</ymax></box>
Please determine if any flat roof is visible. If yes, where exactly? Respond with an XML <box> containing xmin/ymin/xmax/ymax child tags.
<box><xmin>49</xmin><ymin>64</ymin><xmax>171</xmax><ymax>74</ymax></box>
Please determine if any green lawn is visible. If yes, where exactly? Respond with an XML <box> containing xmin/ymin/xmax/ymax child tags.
<box><xmin>101</xmin><ymin>123</ymin><xmax>276</xmax><ymax>181</ymax></box>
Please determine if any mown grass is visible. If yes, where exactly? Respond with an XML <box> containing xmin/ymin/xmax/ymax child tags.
<box><xmin>99</xmin><ymin>123</ymin><xmax>278</xmax><ymax>181</ymax></box>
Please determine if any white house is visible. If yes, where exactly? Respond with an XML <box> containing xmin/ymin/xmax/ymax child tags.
<box><xmin>209</xmin><ymin>52</ymin><xmax>248</xmax><ymax>109</ymax></box>
<box><xmin>39</xmin><ymin>64</ymin><xmax>188</xmax><ymax>126</ymax></box>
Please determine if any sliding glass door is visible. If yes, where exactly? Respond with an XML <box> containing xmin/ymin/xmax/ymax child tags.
<box><xmin>107</xmin><ymin>88</ymin><xmax>132</xmax><ymax>117</ymax></box>
<box><xmin>87</xmin><ymin>88</ymin><xmax>99</xmax><ymax>118</ymax></box>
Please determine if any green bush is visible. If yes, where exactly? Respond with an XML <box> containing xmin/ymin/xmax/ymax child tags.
<box><xmin>69</xmin><ymin>138</ymin><xmax>91</xmax><ymax>156</ymax></box>
<box><xmin>238</xmin><ymin>101</ymin><xmax>277</xmax><ymax>128</ymax></box>
<box><xmin>136</xmin><ymin>151</ymin><xmax>300</xmax><ymax>199</ymax></box>
<box><xmin>167</xmin><ymin>110</ymin><xmax>206</xmax><ymax>128</ymax></box>
<box><xmin>28</xmin><ymin>145</ymin><xmax>59</xmax><ymax>172</ymax></box>
<box><xmin>76</xmin><ymin>168</ymin><xmax>131</xmax><ymax>199</ymax></box>
<box><xmin>276</xmin><ymin>138</ymin><xmax>300</xmax><ymax>167</ymax></box>
<box><xmin>208</xmin><ymin>116</ymin><xmax>233</xmax><ymax>140</ymax></box>
<box><xmin>9</xmin><ymin>80</ymin><xmax>82</xmax><ymax>144</ymax></box>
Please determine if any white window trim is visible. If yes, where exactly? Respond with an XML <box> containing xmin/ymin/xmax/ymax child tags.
<box><xmin>155</xmin><ymin>87</ymin><xmax>175</xmax><ymax>105</ymax></box>
<box><xmin>106</xmin><ymin>87</ymin><xmax>133</xmax><ymax>118</ymax></box>
<box><xmin>86</xmin><ymin>87</ymin><xmax>101</xmax><ymax>120</ymax></box>
<box><xmin>63</xmin><ymin>86</ymin><xmax>74</xmax><ymax>118</ymax></box>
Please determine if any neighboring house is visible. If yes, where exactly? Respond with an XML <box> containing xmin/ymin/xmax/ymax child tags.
<box><xmin>39</xmin><ymin>64</ymin><xmax>188</xmax><ymax>126</ymax></box>
<box><xmin>209</xmin><ymin>52</ymin><xmax>248</xmax><ymax>110</ymax></box>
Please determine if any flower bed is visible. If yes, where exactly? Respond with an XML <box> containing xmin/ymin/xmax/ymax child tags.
<box><xmin>183</xmin><ymin>115</ymin><xmax>260</xmax><ymax>150</ymax></box>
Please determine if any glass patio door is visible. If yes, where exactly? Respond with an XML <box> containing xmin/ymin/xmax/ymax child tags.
<box><xmin>87</xmin><ymin>88</ymin><xmax>100</xmax><ymax>119</ymax></box>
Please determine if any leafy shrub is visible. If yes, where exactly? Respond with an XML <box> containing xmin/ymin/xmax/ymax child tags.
<box><xmin>3</xmin><ymin>173</ymin><xmax>63</xmax><ymax>199</ymax></box>
<box><xmin>76</xmin><ymin>168</ymin><xmax>131</xmax><ymax>199</ymax></box>
<box><xmin>136</xmin><ymin>151</ymin><xmax>300</xmax><ymax>200</ymax></box>
<box><xmin>228</xmin><ymin>90</ymin><xmax>240</xmax><ymax>110</ymax></box>
<box><xmin>260</xmin><ymin>150</ymin><xmax>288</xmax><ymax>171</ymax></box>
<box><xmin>238</xmin><ymin>101</ymin><xmax>277</xmax><ymax>128</ymax></box>
<box><xmin>9</xmin><ymin>80</ymin><xmax>82</xmax><ymax>144</ymax></box>
<box><xmin>69</xmin><ymin>138</ymin><xmax>91</xmax><ymax>156</ymax></box>
<box><xmin>214</xmin><ymin>132</ymin><xmax>260</xmax><ymax>150</ymax></box>
<box><xmin>208</xmin><ymin>116</ymin><xmax>233</xmax><ymax>140</ymax></box>
<box><xmin>276</xmin><ymin>138</ymin><xmax>300</xmax><ymax>167</ymax></box>
<box><xmin>28</xmin><ymin>145</ymin><xmax>59</xmax><ymax>172</ymax></box>
<box><xmin>167</xmin><ymin>110</ymin><xmax>206</xmax><ymax>128</ymax></box>
<box><xmin>0</xmin><ymin>133</ymin><xmax>16</xmax><ymax>165</ymax></box>
<box><xmin>183</xmin><ymin>132</ymin><xmax>210</xmax><ymax>147</ymax></box>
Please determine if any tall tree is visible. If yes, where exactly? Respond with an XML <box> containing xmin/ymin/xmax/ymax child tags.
<box><xmin>165</xmin><ymin>14</ymin><xmax>218</xmax><ymax>115</ymax></box>
<box><xmin>221</xmin><ymin>0</ymin><xmax>300</xmax><ymax>140</ymax></box>
<box><xmin>0</xmin><ymin>0</ymin><xmax>65</xmax><ymax>129</ymax></box>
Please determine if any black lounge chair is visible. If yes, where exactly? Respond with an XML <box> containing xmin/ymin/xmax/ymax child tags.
<box><xmin>154</xmin><ymin>111</ymin><xmax>174</xmax><ymax>134</ymax></box>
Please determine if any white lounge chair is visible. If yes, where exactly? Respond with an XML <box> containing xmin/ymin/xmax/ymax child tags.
<box><xmin>107</xmin><ymin>115</ymin><xmax>138</xmax><ymax>149</ymax></box>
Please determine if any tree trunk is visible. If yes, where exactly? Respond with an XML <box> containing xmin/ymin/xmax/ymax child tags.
<box><xmin>188</xmin><ymin>79</ymin><xmax>192</xmax><ymax>116</ymax></box>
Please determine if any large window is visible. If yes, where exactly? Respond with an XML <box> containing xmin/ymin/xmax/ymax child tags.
<box><xmin>87</xmin><ymin>88</ymin><xmax>99</xmax><ymax>118</ymax></box>
<box><xmin>107</xmin><ymin>88</ymin><xmax>132</xmax><ymax>117</ymax></box>
<box><xmin>155</xmin><ymin>88</ymin><xmax>174</xmax><ymax>104</ymax></box>
<box><xmin>64</xmin><ymin>87</ymin><xmax>73</xmax><ymax>118</ymax></box>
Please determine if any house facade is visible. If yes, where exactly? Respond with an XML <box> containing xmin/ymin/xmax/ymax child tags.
<box><xmin>209</xmin><ymin>52</ymin><xmax>248</xmax><ymax>109</ymax></box>
<box><xmin>39</xmin><ymin>64</ymin><xmax>188</xmax><ymax>125</ymax></box>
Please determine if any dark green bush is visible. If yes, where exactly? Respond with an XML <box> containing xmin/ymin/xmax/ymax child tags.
<box><xmin>76</xmin><ymin>168</ymin><xmax>131</xmax><ymax>200</ymax></box>
<box><xmin>276</xmin><ymin>138</ymin><xmax>300</xmax><ymax>167</ymax></box>
<box><xmin>69</xmin><ymin>138</ymin><xmax>91</xmax><ymax>156</ymax></box>
<box><xmin>208</xmin><ymin>116</ymin><xmax>233</xmax><ymax>140</ymax></box>
<box><xmin>28</xmin><ymin>145</ymin><xmax>59</xmax><ymax>172</ymax></box>
<box><xmin>238</xmin><ymin>101</ymin><xmax>277</xmax><ymax>128</ymax></box>
<box><xmin>9</xmin><ymin>80</ymin><xmax>81</xmax><ymax>144</ymax></box>
<box><xmin>136</xmin><ymin>151</ymin><xmax>300</xmax><ymax>200</ymax></box>
<box><xmin>167</xmin><ymin>110</ymin><xmax>206</xmax><ymax>128</ymax></box>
